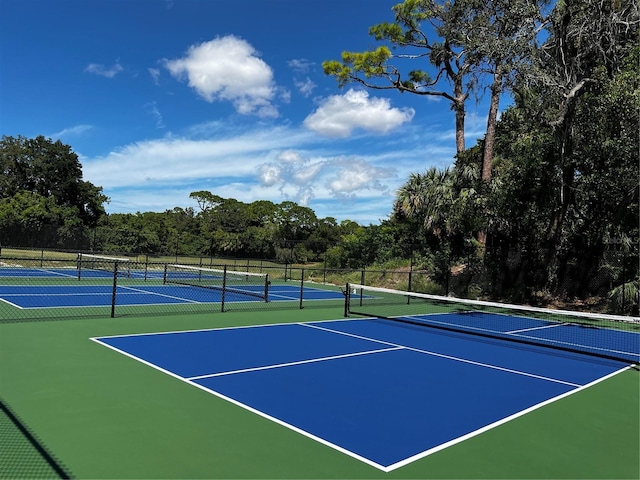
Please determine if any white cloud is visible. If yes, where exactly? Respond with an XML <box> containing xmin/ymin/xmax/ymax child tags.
<box><xmin>83</xmin><ymin>127</ymin><xmax>315</xmax><ymax>190</ymax></box>
<box><xmin>294</xmin><ymin>77</ymin><xmax>316</xmax><ymax>97</ymax></box>
<box><xmin>288</xmin><ymin>58</ymin><xmax>314</xmax><ymax>73</ymax></box>
<box><xmin>257</xmin><ymin>149</ymin><xmax>395</xmax><ymax>206</ymax></box>
<box><xmin>49</xmin><ymin>124</ymin><xmax>93</xmax><ymax>138</ymax></box>
<box><xmin>327</xmin><ymin>157</ymin><xmax>394</xmax><ymax>196</ymax></box>
<box><xmin>163</xmin><ymin>36</ymin><xmax>278</xmax><ymax>118</ymax></box>
<box><xmin>85</xmin><ymin>62</ymin><xmax>123</xmax><ymax>78</ymax></box>
<box><xmin>81</xmin><ymin>121</ymin><xmax>458</xmax><ymax>224</ymax></box>
<box><xmin>303</xmin><ymin>89</ymin><xmax>415</xmax><ymax>138</ymax></box>
<box><xmin>148</xmin><ymin>68</ymin><xmax>160</xmax><ymax>85</ymax></box>
<box><xmin>145</xmin><ymin>101</ymin><xmax>165</xmax><ymax>129</ymax></box>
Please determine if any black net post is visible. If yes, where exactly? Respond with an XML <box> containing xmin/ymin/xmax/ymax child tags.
<box><xmin>110</xmin><ymin>262</ymin><xmax>118</xmax><ymax>318</ymax></box>
<box><xmin>221</xmin><ymin>265</ymin><xmax>227</xmax><ymax>313</ymax></box>
<box><xmin>264</xmin><ymin>274</ymin><xmax>270</xmax><ymax>303</ymax></box>
<box><xmin>344</xmin><ymin>283</ymin><xmax>351</xmax><ymax>317</ymax></box>
<box><xmin>299</xmin><ymin>268</ymin><xmax>305</xmax><ymax>309</ymax></box>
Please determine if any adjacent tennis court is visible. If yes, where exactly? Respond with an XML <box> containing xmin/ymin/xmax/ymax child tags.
<box><xmin>0</xmin><ymin>264</ymin><xmax>347</xmax><ymax>310</ymax></box>
<box><xmin>0</xmin><ymin>283</ymin><xmax>345</xmax><ymax>308</ymax></box>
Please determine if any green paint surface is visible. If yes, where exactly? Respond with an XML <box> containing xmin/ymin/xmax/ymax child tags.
<box><xmin>1</xmin><ymin>308</ymin><xmax>638</xmax><ymax>479</ymax></box>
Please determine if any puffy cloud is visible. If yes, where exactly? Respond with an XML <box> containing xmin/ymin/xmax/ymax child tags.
<box><xmin>84</xmin><ymin>62</ymin><xmax>123</xmax><ymax>78</ymax></box>
<box><xmin>163</xmin><ymin>36</ymin><xmax>277</xmax><ymax>118</ymax></box>
<box><xmin>258</xmin><ymin>149</ymin><xmax>394</xmax><ymax>205</ymax></box>
<box><xmin>327</xmin><ymin>157</ymin><xmax>394</xmax><ymax>196</ymax></box>
<box><xmin>304</xmin><ymin>89</ymin><xmax>415</xmax><ymax>137</ymax></box>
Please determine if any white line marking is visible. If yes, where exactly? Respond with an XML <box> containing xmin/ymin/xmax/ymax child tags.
<box><xmin>186</xmin><ymin>347</ymin><xmax>403</xmax><ymax>380</ymax></box>
<box><xmin>302</xmin><ymin>323</ymin><xmax>583</xmax><ymax>387</ymax></box>
<box><xmin>89</xmin><ymin>336</ymin><xmax>389</xmax><ymax>471</ymax></box>
<box><xmin>506</xmin><ymin>323</ymin><xmax>568</xmax><ymax>334</ymax></box>
<box><xmin>91</xmin><ymin>332</ymin><xmax>634</xmax><ymax>472</ymax></box>
<box><xmin>119</xmin><ymin>285</ymin><xmax>202</xmax><ymax>304</ymax></box>
<box><xmin>384</xmin><ymin>365</ymin><xmax>633</xmax><ymax>472</ymax></box>
<box><xmin>0</xmin><ymin>297</ymin><xmax>24</xmax><ymax>309</ymax></box>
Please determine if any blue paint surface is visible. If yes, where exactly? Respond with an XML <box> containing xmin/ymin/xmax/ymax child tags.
<box><xmin>95</xmin><ymin>318</ymin><xmax>628</xmax><ymax>469</ymax></box>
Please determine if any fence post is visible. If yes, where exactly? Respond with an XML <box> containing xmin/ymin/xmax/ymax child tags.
<box><xmin>344</xmin><ymin>283</ymin><xmax>350</xmax><ymax>317</ymax></box>
<box><xmin>621</xmin><ymin>253</ymin><xmax>626</xmax><ymax>312</ymax></box>
<box><xmin>323</xmin><ymin>254</ymin><xmax>327</xmax><ymax>283</ymax></box>
<box><xmin>221</xmin><ymin>265</ymin><xmax>227</xmax><ymax>313</ymax></box>
<box><xmin>408</xmin><ymin>255</ymin><xmax>413</xmax><ymax>293</ymax></box>
<box><xmin>299</xmin><ymin>268</ymin><xmax>305</xmax><ymax>309</ymax></box>
<box><xmin>110</xmin><ymin>262</ymin><xmax>118</xmax><ymax>318</ymax></box>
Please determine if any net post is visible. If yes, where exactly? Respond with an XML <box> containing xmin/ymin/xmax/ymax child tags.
<box><xmin>344</xmin><ymin>283</ymin><xmax>351</xmax><ymax>317</ymax></box>
<box><xmin>221</xmin><ymin>265</ymin><xmax>227</xmax><ymax>313</ymax></box>
<box><xmin>299</xmin><ymin>268</ymin><xmax>304</xmax><ymax>310</ymax></box>
<box><xmin>110</xmin><ymin>262</ymin><xmax>118</xmax><ymax>318</ymax></box>
<box><xmin>163</xmin><ymin>264</ymin><xmax>168</xmax><ymax>284</ymax></box>
<box><xmin>264</xmin><ymin>273</ymin><xmax>270</xmax><ymax>303</ymax></box>
<box><xmin>77</xmin><ymin>253</ymin><xmax>82</xmax><ymax>280</ymax></box>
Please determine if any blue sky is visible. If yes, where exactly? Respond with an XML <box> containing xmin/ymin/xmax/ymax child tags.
<box><xmin>0</xmin><ymin>0</ymin><xmax>489</xmax><ymax>224</ymax></box>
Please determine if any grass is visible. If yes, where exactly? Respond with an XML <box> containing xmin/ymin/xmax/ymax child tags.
<box><xmin>1</xmin><ymin>305</ymin><xmax>638</xmax><ymax>479</ymax></box>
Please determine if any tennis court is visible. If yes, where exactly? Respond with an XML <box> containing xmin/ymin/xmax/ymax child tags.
<box><xmin>0</xmin><ymin>265</ymin><xmax>346</xmax><ymax>310</ymax></box>
<box><xmin>0</xmin><ymin>284</ymin><xmax>345</xmax><ymax>308</ymax></box>
<box><xmin>92</xmin><ymin>316</ymin><xmax>634</xmax><ymax>471</ymax></box>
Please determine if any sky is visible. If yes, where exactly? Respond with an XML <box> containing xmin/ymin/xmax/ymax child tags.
<box><xmin>0</xmin><ymin>0</ymin><xmax>490</xmax><ymax>225</ymax></box>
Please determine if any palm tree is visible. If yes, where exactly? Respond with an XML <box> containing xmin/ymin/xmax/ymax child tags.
<box><xmin>394</xmin><ymin>167</ymin><xmax>455</xmax><ymax>240</ymax></box>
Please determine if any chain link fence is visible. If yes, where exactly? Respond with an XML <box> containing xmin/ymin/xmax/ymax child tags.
<box><xmin>1</xmin><ymin>244</ymin><xmax>638</xmax><ymax>323</ymax></box>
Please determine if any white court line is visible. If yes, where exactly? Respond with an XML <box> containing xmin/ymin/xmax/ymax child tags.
<box><xmin>186</xmin><ymin>347</ymin><xmax>403</xmax><ymax>380</ymax></box>
<box><xmin>119</xmin><ymin>285</ymin><xmax>202</xmax><ymax>304</ymax></box>
<box><xmin>89</xmin><ymin>335</ymin><xmax>390</xmax><ymax>471</ymax></box>
<box><xmin>37</xmin><ymin>268</ymin><xmax>78</xmax><ymax>278</ymax></box>
<box><xmin>384</xmin><ymin>365</ymin><xmax>632</xmax><ymax>471</ymax></box>
<box><xmin>90</xmin><ymin>325</ymin><xmax>634</xmax><ymax>472</ymax></box>
<box><xmin>302</xmin><ymin>323</ymin><xmax>583</xmax><ymax>387</ymax></box>
<box><xmin>0</xmin><ymin>297</ymin><xmax>24</xmax><ymax>309</ymax></box>
<box><xmin>506</xmin><ymin>323</ymin><xmax>569</xmax><ymax>334</ymax></box>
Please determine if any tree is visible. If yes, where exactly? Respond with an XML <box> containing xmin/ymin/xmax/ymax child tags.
<box><xmin>442</xmin><ymin>0</ymin><xmax>549</xmax><ymax>183</ymax></box>
<box><xmin>0</xmin><ymin>135</ymin><xmax>107</xmax><ymax>248</ymax></box>
<box><xmin>324</xmin><ymin>0</ymin><xmax>548</xmax><ymax>249</ymax></box>
<box><xmin>323</xmin><ymin>0</ymin><xmax>473</xmax><ymax>155</ymax></box>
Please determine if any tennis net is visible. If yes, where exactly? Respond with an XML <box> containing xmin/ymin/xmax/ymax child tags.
<box><xmin>345</xmin><ymin>284</ymin><xmax>640</xmax><ymax>364</ymax></box>
<box><xmin>77</xmin><ymin>253</ymin><xmax>131</xmax><ymax>279</ymax></box>
<box><xmin>164</xmin><ymin>264</ymin><xmax>269</xmax><ymax>302</ymax></box>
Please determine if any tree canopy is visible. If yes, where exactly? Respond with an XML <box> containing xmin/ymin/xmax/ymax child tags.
<box><xmin>0</xmin><ymin>135</ymin><xmax>108</xmax><ymax>248</ymax></box>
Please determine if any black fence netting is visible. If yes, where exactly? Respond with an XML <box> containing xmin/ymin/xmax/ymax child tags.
<box><xmin>0</xmin><ymin>398</ymin><xmax>72</xmax><ymax>479</ymax></box>
<box><xmin>0</xmin><ymin>243</ymin><xmax>637</xmax><ymax>323</ymax></box>
<box><xmin>0</xmin><ymin>255</ymin><xmax>351</xmax><ymax>322</ymax></box>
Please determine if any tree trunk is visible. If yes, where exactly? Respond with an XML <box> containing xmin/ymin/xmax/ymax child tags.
<box><xmin>453</xmin><ymin>75</ymin><xmax>467</xmax><ymax>155</ymax></box>
<box><xmin>482</xmin><ymin>71</ymin><xmax>503</xmax><ymax>182</ymax></box>
<box><xmin>477</xmin><ymin>71</ymin><xmax>503</xmax><ymax>249</ymax></box>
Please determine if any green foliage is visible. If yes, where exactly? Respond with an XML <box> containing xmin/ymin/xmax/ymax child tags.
<box><xmin>608</xmin><ymin>282</ymin><xmax>639</xmax><ymax>315</ymax></box>
<box><xmin>0</xmin><ymin>135</ymin><xmax>107</xmax><ymax>249</ymax></box>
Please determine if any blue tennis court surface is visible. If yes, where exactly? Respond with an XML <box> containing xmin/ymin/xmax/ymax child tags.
<box><xmin>92</xmin><ymin>316</ymin><xmax>633</xmax><ymax>472</ymax></box>
<box><xmin>0</xmin><ymin>283</ymin><xmax>345</xmax><ymax>308</ymax></box>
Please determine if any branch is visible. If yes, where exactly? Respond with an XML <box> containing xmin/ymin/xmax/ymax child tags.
<box><xmin>549</xmin><ymin>78</ymin><xmax>595</xmax><ymax>127</ymax></box>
